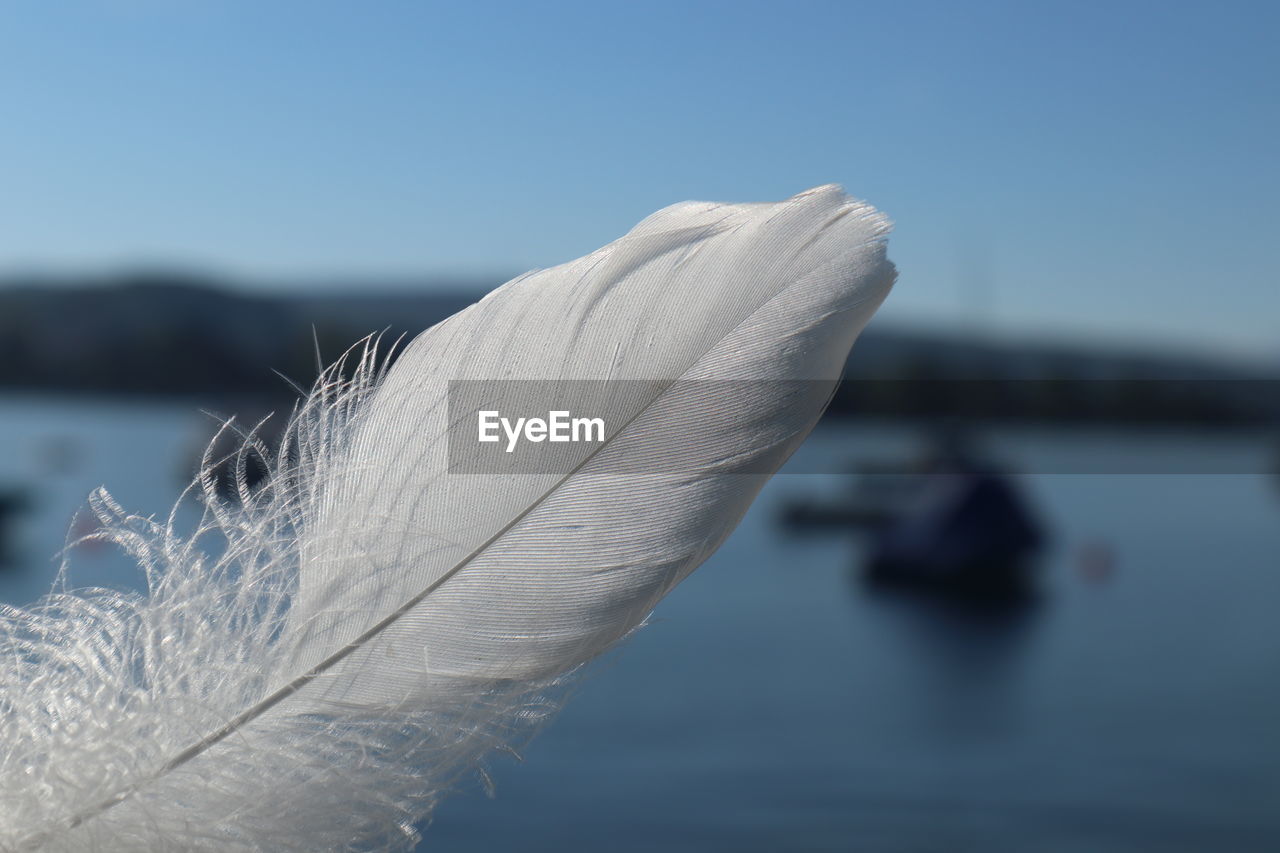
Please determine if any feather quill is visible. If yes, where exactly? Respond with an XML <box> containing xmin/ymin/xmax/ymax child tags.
<box><xmin>0</xmin><ymin>185</ymin><xmax>895</xmax><ymax>851</ymax></box>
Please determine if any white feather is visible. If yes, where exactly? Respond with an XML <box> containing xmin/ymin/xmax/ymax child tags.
<box><xmin>0</xmin><ymin>185</ymin><xmax>894</xmax><ymax>851</ymax></box>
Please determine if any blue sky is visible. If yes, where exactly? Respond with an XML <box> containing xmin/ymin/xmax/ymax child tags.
<box><xmin>1</xmin><ymin>1</ymin><xmax>1277</xmax><ymax>356</ymax></box>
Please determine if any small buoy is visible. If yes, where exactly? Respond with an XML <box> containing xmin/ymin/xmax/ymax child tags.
<box><xmin>1076</xmin><ymin>540</ymin><xmax>1115</xmax><ymax>583</ymax></box>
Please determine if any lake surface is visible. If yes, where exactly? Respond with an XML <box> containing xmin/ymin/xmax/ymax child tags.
<box><xmin>1</xmin><ymin>396</ymin><xmax>1277</xmax><ymax>851</ymax></box>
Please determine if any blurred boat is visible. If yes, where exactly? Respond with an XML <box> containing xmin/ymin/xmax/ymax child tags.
<box><xmin>782</xmin><ymin>430</ymin><xmax>1046</xmax><ymax>597</ymax></box>
<box><xmin>0</xmin><ymin>483</ymin><xmax>33</xmax><ymax>567</ymax></box>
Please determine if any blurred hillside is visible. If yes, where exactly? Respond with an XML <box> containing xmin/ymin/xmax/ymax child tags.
<box><xmin>0</xmin><ymin>273</ymin><xmax>475</xmax><ymax>396</ymax></box>
<box><xmin>1</xmin><ymin>274</ymin><xmax>1275</xmax><ymax>427</ymax></box>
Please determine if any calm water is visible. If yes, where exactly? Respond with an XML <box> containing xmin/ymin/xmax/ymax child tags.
<box><xmin>1</xmin><ymin>397</ymin><xmax>1277</xmax><ymax>851</ymax></box>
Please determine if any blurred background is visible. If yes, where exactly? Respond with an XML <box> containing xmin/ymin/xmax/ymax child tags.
<box><xmin>1</xmin><ymin>1</ymin><xmax>1277</xmax><ymax>850</ymax></box>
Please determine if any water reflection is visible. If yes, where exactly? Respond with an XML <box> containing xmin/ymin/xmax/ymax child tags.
<box><xmin>856</xmin><ymin>576</ymin><xmax>1044</xmax><ymax>742</ymax></box>
<box><xmin>3</xmin><ymin>402</ymin><xmax>1279</xmax><ymax>850</ymax></box>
